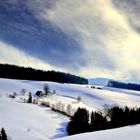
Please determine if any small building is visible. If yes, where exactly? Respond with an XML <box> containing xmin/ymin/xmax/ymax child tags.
<box><xmin>35</xmin><ymin>91</ymin><xmax>44</xmax><ymax>97</ymax></box>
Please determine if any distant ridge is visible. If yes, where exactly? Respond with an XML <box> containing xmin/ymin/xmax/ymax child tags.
<box><xmin>88</xmin><ymin>78</ymin><xmax>113</xmax><ymax>86</ymax></box>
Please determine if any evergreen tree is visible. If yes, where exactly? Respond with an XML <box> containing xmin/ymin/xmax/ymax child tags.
<box><xmin>0</xmin><ymin>128</ymin><xmax>8</xmax><ymax>140</ymax></box>
<box><xmin>67</xmin><ymin>108</ymin><xmax>90</xmax><ymax>135</ymax></box>
<box><xmin>27</xmin><ymin>92</ymin><xmax>32</xmax><ymax>103</ymax></box>
<box><xmin>90</xmin><ymin>111</ymin><xmax>107</xmax><ymax>131</ymax></box>
<box><xmin>90</xmin><ymin>111</ymin><xmax>95</xmax><ymax>131</ymax></box>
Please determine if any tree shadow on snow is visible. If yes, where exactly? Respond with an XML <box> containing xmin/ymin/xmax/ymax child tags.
<box><xmin>50</xmin><ymin>122</ymin><xmax>68</xmax><ymax>139</ymax></box>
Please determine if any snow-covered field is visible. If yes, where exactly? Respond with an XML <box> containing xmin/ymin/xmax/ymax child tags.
<box><xmin>1</xmin><ymin>78</ymin><xmax>140</xmax><ymax>140</ymax></box>
<box><xmin>1</xmin><ymin>78</ymin><xmax>140</xmax><ymax>110</ymax></box>
<box><xmin>0</xmin><ymin>96</ymin><xmax>68</xmax><ymax>140</ymax></box>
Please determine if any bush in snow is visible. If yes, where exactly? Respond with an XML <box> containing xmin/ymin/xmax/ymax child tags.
<box><xmin>8</xmin><ymin>92</ymin><xmax>17</xmax><ymax>99</ymax></box>
<box><xmin>35</xmin><ymin>91</ymin><xmax>43</xmax><ymax>97</ymax></box>
<box><xmin>8</xmin><ymin>95</ymin><xmax>15</xmax><ymax>99</ymax></box>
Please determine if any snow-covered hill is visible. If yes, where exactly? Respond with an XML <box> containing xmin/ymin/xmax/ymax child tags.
<box><xmin>1</xmin><ymin>78</ymin><xmax>140</xmax><ymax>140</ymax></box>
<box><xmin>1</xmin><ymin>78</ymin><xmax>140</xmax><ymax>109</ymax></box>
<box><xmin>0</xmin><ymin>96</ymin><xmax>68</xmax><ymax>140</ymax></box>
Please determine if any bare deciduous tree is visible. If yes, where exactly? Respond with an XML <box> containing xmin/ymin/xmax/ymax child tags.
<box><xmin>77</xmin><ymin>96</ymin><xmax>82</xmax><ymax>103</ymax></box>
<box><xmin>21</xmin><ymin>88</ymin><xmax>26</xmax><ymax>95</ymax></box>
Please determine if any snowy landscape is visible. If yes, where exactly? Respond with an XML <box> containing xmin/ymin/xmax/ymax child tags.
<box><xmin>1</xmin><ymin>78</ymin><xmax>140</xmax><ymax>140</ymax></box>
<box><xmin>1</xmin><ymin>0</ymin><xmax>140</xmax><ymax>139</ymax></box>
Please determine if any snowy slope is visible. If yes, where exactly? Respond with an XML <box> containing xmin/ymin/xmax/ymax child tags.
<box><xmin>1</xmin><ymin>78</ymin><xmax>140</xmax><ymax>140</ymax></box>
<box><xmin>1</xmin><ymin>78</ymin><xmax>140</xmax><ymax>110</ymax></box>
<box><xmin>0</xmin><ymin>96</ymin><xmax>68</xmax><ymax>140</ymax></box>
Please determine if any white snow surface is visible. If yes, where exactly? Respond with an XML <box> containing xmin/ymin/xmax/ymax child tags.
<box><xmin>1</xmin><ymin>78</ymin><xmax>140</xmax><ymax>109</ymax></box>
<box><xmin>1</xmin><ymin>78</ymin><xmax>140</xmax><ymax>140</ymax></box>
<box><xmin>0</xmin><ymin>96</ymin><xmax>68</xmax><ymax>140</ymax></box>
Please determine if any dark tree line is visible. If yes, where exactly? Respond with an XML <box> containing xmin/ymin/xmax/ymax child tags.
<box><xmin>67</xmin><ymin>106</ymin><xmax>140</xmax><ymax>135</ymax></box>
<box><xmin>0</xmin><ymin>64</ymin><xmax>88</xmax><ymax>84</ymax></box>
<box><xmin>108</xmin><ymin>80</ymin><xmax>140</xmax><ymax>91</ymax></box>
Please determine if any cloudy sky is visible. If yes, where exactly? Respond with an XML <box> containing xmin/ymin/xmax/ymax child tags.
<box><xmin>0</xmin><ymin>0</ymin><xmax>140</xmax><ymax>81</ymax></box>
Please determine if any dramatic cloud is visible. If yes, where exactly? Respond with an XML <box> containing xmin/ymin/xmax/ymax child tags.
<box><xmin>35</xmin><ymin>0</ymin><xmax>140</xmax><ymax>81</ymax></box>
<box><xmin>1</xmin><ymin>0</ymin><xmax>140</xmax><ymax>81</ymax></box>
<box><xmin>0</xmin><ymin>40</ymin><xmax>54</xmax><ymax>71</ymax></box>
<box><xmin>0</xmin><ymin>0</ymin><xmax>86</xmax><ymax>70</ymax></box>
<box><xmin>112</xmin><ymin>0</ymin><xmax>140</xmax><ymax>33</ymax></box>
